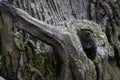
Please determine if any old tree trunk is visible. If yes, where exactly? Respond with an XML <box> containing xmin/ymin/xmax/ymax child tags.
<box><xmin>0</xmin><ymin>0</ymin><xmax>120</xmax><ymax>80</ymax></box>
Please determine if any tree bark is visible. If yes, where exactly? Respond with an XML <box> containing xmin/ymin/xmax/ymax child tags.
<box><xmin>0</xmin><ymin>0</ymin><xmax>119</xmax><ymax>80</ymax></box>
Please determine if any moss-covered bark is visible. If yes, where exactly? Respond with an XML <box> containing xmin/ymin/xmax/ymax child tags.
<box><xmin>0</xmin><ymin>0</ymin><xmax>120</xmax><ymax>80</ymax></box>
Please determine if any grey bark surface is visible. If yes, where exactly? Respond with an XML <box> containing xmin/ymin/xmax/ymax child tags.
<box><xmin>0</xmin><ymin>0</ymin><xmax>119</xmax><ymax>80</ymax></box>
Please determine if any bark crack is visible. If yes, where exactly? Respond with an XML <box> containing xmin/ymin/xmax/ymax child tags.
<box><xmin>77</xmin><ymin>29</ymin><xmax>97</xmax><ymax>60</ymax></box>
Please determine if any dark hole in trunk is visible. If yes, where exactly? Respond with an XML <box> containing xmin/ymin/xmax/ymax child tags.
<box><xmin>77</xmin><ymin>29</ymin><xmax>97</xmax><ymax>60</ymax></box>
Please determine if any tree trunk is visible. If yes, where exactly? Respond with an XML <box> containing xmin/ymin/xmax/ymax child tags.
<box><xmin>0</xmin><ymin>0</ymin><xmax>119</xmax><ymax>80</ymax></box>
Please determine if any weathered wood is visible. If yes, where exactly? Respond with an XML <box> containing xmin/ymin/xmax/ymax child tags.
<box><xmin>0</xmin><ymin>0</ymin><xmax>115</xmax><ymax>80</ymax></box>
<box><xmin>0</xmin><ymin>1</ymin><xmax>70</xmax><ymax>79</ymax></box>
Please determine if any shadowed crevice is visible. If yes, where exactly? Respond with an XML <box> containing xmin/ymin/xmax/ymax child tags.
<box><xmin>118</xmin><ymin>35</ymin><xmax>120</xmax><ymax>42</ymax></box>
<box><xmin>77</xmin><ymin>29</ymin><xmax>97</xmax><ymax>60</ymax></box>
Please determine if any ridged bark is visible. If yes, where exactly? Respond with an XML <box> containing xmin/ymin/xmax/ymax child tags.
<box><xmin>0</xmin><ymin>0</ymin><xmax>119</xmax><ymax>80</ymax></box>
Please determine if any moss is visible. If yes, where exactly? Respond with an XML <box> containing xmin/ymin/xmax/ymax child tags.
<box><xmin>0</xmin><ymin>25</ymin><xmax>8</xmax><ymax>79</ymax></box>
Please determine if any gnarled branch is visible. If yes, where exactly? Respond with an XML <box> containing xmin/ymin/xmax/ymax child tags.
<box><xmin>0</xmin><ymin>1</ymin><xmax>70</xmax><ymax>79</ymax></box>
<box><xmin>0</xmin><ymin>0</ymin><xmax>64</xmax><ymax>47</ymax></box>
